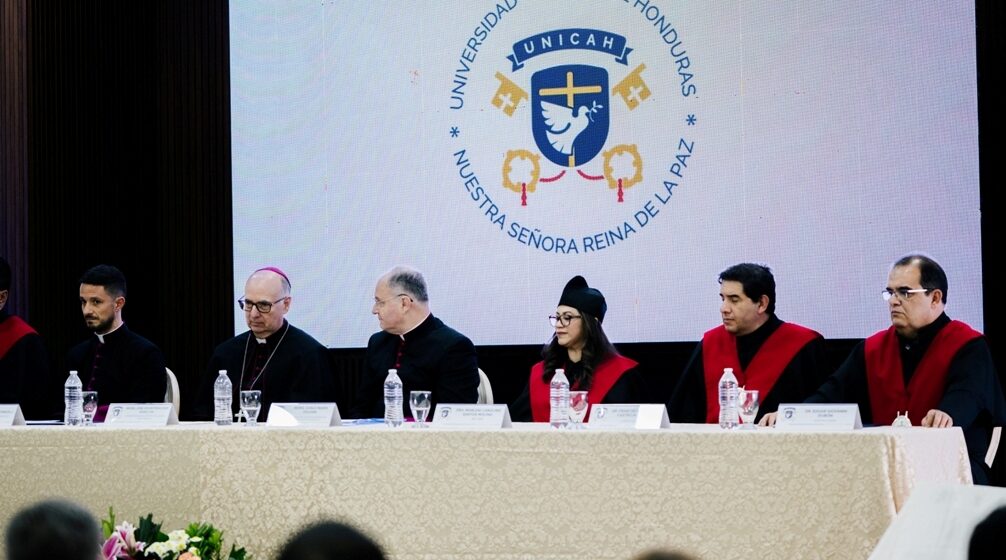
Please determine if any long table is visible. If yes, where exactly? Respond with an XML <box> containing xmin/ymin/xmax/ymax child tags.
<box><xmin>0</xmin><ymin>423</ymin><xmax>972</xmax><ymax>559</ymax></box>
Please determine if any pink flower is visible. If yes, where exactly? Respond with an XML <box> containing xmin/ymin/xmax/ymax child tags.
<box><xmin>101</xmin><ymin>534</ymin><xmax>127</xmax><ymax>560</ymax></box>
<box><xmin>101</xmin><ymin>522</ymin><xmax>146</xmax><ymax>560</ymax></box>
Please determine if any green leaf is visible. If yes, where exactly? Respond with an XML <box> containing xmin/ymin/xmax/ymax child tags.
<box><xmin>100</xmin><ymin>506</ymin><xmax>116</xmax><ymax>539</ymax></box>
<box><xmin>227</xmin><ymin>544</ymin><xmax>248</xmax><ymax>560</ymax></box>
<box><xmin>134</xmin><ymin>513</ymin><xmax>164</xmax><ymax>548</ymax></box>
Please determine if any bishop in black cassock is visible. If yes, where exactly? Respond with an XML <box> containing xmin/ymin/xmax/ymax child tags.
<box><xmin>194</xmin><ymin>267</ymin><xmax>336</xmax><ymax>421</ymax></box>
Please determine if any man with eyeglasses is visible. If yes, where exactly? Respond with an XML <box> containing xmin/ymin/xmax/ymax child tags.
<box><xmin>349</xmin><ymin>266</ymin><xmax>479</xmax><ymax>418</ymax></box>
<box><xmin>0</xmin><ymin>257</ymin><xmax>56</xmax><ymax>419</ymax></box>
<box><xmin>196</xmin><ymin>267</ymin><xmax>336</xmax><ymax>421</ymax></box>
<box><xmin>762</xmin><ymin>254</ymin><xmax>1006</xmax><ymax>484</ymax></box>
<box><xmin>667</xmin><ymin>263</ymin><xmax>827</xmax><ymax>425</ymax></box>
<box><xmin>67</xmin><ymin>264</ymin><xmax>166</xmax><ymax>421</ymax></box>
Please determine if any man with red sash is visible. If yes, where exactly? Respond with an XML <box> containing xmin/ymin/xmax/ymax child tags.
<box><xmin>0</xmin><ymin>257</ymin><xmax>55</xmax><ymax>419</ymax></box>
<box><xmin>510</xmin><ymin>276</ymin><xmax>649</xmax><ymax>422</ymax></box>
<box><xmin>668</xmin><ymin>263</ymin><xmax>827</xmax><ymax>424</ymax></box>
<box><xmin>764</xmin><ymin>254</ymin><xmax>1006</xmax><ymax>484</ymax></box>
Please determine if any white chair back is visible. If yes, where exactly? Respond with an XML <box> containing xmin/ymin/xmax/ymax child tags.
<box><xmin>165</xmin><ymin>367</ymin><xmax>180</xmax><ymax>416</ymax></box>
<box><xmin>477</xmin><ymin>368</ymin><xmax>493</xmax><ymax>405</ymax></box>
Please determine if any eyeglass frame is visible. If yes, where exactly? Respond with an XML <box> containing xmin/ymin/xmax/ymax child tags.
<box><xmin>237</xmin><ymin>296</ymin><xmax>289</xmax><ymax>314</ymax></box>
<box><xmin>881</xmin><ymin>287</ymin><xmax>931</xmax><ymax>302</ymax></box>
<box><xmin>373</xmin><ymin>293</ymin><xmax>412</xmax><ymax>309</ymax></box>
<box><xmin>549</xmin><ymin>313</ymin><xmax>583</xmax><ymax>328</ymax></box>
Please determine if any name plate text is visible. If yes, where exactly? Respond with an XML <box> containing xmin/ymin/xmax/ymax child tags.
<box><xmin>774</xmin><ymin>403</ymin><xmax>862</xmax><ymax>431</ymax></box>
<box><xmin>0</xmin><ymin>405</ymin><xmax>26</xmax><ymax>427</ymax></box>
<box><xmin>267</xmin><ymin>403</ymin><xmax>341</xmax><ymax>427</ymax></box>
<box><xmin>104</xmin><ymin>403</ymin><xmax>178</xmax><ymax>427</ymax></box>
<box><xmin>431</xmin><ymin>404</ymin><xmax>512</xmax><ymax>429</ymax></box>
<box><xmin>588</xmin><ymin>404</ymin><xmax>670</xmax><ymax>430</ymax></box>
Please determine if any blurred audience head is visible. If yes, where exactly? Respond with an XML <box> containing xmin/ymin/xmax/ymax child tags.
<box><xmin>969</xmin><ymin>505</ymin><xmax>1006</xmax><ymax>559</ymax></box>
<box><xmin>632</xmin><ymin>549</ymin><xmax>700</xmax><ymax>560</ymax></box>
<box><xmin>5</xmin><ymin>499</ymin><xmax>100</xmax><ymax>560</ymax></box>
<box><xmin>277</xmin><ymin>520</ymin><xmax>385</xmax><ymax>560</ymax></box>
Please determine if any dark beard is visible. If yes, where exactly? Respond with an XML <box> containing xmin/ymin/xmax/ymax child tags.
<box><xmin>89</xmin><ymin>315</ymin><xmax>115</xmax><ymax>334</ymax></box>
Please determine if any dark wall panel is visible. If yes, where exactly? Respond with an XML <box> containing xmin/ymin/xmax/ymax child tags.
<box><xmin>17</xmin><ymin>1</ymin><xmax>234</xmax><ymax>418</ymax></box>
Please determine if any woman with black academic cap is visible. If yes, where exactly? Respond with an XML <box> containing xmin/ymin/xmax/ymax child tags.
<box><xmin>510</xmin><ymin>275</ymin><xmax>649</xmax><ymax>422</ymax></box>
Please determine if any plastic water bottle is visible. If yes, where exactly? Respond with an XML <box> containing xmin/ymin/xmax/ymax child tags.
<box><xmin>64</xmin><ymin>370</ymin><xmax>83</xmax><ymax>426</ymax></box>
<box><xmin>549</xmin><ymin>368</ymin><xmax>570</xmax><ymax>429</ymax></box>
<box><xmin>214</xmin><ymin>370</ymin><xmax>233</xmax><ymax>425</ymax></box>
<box><xmin>718</xmin><ymin>367</ymin><xmax>739</xmax><ymax>429</ymax></box>
<box><xmin>384</xmin><ymin>368</ymin><xmax>404</xmax><ymax>427</ymax></box>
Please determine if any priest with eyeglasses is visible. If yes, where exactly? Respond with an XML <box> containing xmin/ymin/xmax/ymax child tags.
<box><xmin>195</xmin><ymin>267</ymin><xmax>336</xmax><ymax>421</ymax></box>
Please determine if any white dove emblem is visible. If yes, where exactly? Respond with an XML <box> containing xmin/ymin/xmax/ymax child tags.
<box><xmin>540</xmin><ymin>99</ymin><xmax>603</xmax><ymax>156</ymax></box>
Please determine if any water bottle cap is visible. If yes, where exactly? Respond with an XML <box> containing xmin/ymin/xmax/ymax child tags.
<box><xmin>555</xmin><ymin>368</ymin><xmax>565</xmax><ymax>375</ymax></box>
<box><xmin>69</xmin><ymin>370</ymin><xmax>78</xmax><ymax>375</ymax></box>
<box><xmin>218</xmin><ymin>369</ymin><xmax>227</xmax><ymax>375</ymax></box>
<box><xmin>388</xmin><ymin>369</ymin><xmax>397</xmax><ymax>375</ymax></box>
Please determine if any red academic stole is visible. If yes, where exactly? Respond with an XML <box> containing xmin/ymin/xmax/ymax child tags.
<box><xmin>529</xmin><ymin>355</ymin><xmax>639</xmax><ymax>422</ymax></box>
<box><xmin>0</xmin><ymin>315</ymin><xmax>37</xmax><ymax>359</ymax></box>
<box><xmin>702</xmin><ymin>323</ymin><xmax>821</xmax><ymax>423</ymax></box>
<box><xmin>865</xmin><ymin>321</ymin><xmax>981</xmax><ymax>425</ymax></box>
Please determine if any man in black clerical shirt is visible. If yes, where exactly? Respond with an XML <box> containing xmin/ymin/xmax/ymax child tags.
<box><xmin>349</xmin><ymin>266</ymin><xmax>479</xmax><ymax>418</ymax></box>
<box><xmin>67</xmin><ymin>265</ymin><xmax>166</xmax><ymax>422</ymax></box>
<box><xmin>196</xmin><ymin>267</ymin><xmax>335</xmax><ymax>421</ymax></box>
<box><xmin>0</xmin><ymin>257</ymin><xmax>56</xmax><ymax>419</ymax></box>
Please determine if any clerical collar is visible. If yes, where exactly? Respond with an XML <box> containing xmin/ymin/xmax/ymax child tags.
<box><xmin>94</xmin><ymin>322</ymin><xmax>125</xmax><ymax>344</ymax></box>
<box><xmin>399</xmin><ymin>312</ymin><xmax>433</xmax><ymax>340</ymax></box>
<box><xmin>253</xmin><ymin>321</ymin><xmax>288</xmax><ymax>345</ymax></box>
<box><xmin>240</xmin><ymin>320</ymin><xmax>291</xmax><ymax>390</ymax></box>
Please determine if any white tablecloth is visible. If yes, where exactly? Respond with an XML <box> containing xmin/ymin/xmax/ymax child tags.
<box><xmin>0</xmin><ymin>423</ymin><xmax>972</xmax><ymax>559</ymax></box>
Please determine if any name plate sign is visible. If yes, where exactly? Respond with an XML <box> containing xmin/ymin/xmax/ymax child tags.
<box><xmin>774</xmin><ymin>404</ymin><xmax>862</xmax><ymax>431</ymax></box>
<box><xmin>104</xmin><ymin>403</ymin><xmax>178</xmax><ymax>427</ymax></box>
<box><xmin>0</xmin><ymin>405</ymin><xmax>26</xmax><ymax>427</ymax></box>
<box><xmin>588</xmin><ymin>404</ymin><xmax>670</xmax><ymax>430</ymax></box>
<box><xmin>431</xmin><ymin>404</ymin><xmax>512</xmax><ymax>429</ymax></box>
<box><xmin>266</xmin><ymin>403</ymin><xmax>341</xmax><ymax>427</ymax></box>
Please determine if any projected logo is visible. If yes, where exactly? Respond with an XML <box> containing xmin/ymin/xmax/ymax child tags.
<box><xmin>448</xmin><ymin>2</ymin><xmax>700</xmax><ymax>254</ymax></box>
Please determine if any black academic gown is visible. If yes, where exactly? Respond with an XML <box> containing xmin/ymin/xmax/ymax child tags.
<box><xmin>668</xmin><ymin>316</ymin><xmax>828</xmax><ymax>424</ymax></box>
<box><xmin>0</xmin><ymin>310</ymin><xmax>57</xmax><ymax>419</ymax></box>
<box><xmin>807</xmin><ymin>313</ymin><xmax>1006</xmax><ymax>485</ymax></box>
<box><xmin>196</xmin><ymin>320</ymin><xmax>336</xmax><ymax>421</ymax></box>
<box><xmin>66</xmin><ymin>324</ymin><xmax>167</xmax><ymax>412</ymax></box>
<box><xmin>509</xmin><ymin>359</ymin><xmax>651</xmax><ymax>422</ymax></box>
<box><xmin>350</xmin><ymin>314</ymin><xmax>479</xmax><ymax>419</ymax></box>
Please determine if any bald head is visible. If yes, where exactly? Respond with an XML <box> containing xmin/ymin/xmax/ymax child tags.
<box><xmin>249</xmin><ymin>268</ymin><xmax>291</xmax><ymax>296</ymax></box>
<box><xmin>242</xmin><ymin>268</ymin><xmax>292</xmax><ymax>338</ymax></box>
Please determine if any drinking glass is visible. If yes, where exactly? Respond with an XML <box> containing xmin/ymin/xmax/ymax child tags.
<box><xmin>738</xmin><ymin>389</ymin><xmax>760</xmax><ymax>429</ymax></box>
<box><xmin>81</xmin><ymin>391</ymin><xmax>99</xmax><ymax>426</ymax></box>
<box><xmin>568</xmin><ymin>391</ymin><xmax>589</xmax><ymax>429</ymax></box>
<box><xmin>409</xmin><ymin>390</ymin><xmax>432</xmax><ymax>427</ymax></box>
<box><xmin>240</xmin><ymin>390</ymin><xmax>262</xmax><ymax>426</ymax></box>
